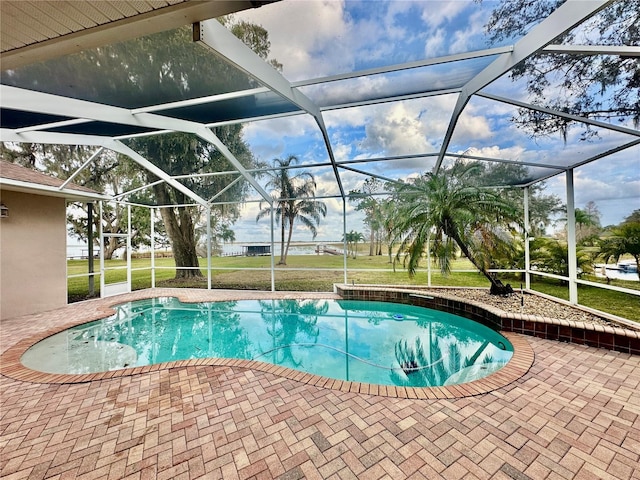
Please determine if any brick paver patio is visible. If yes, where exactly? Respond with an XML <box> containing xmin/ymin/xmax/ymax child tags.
<box><xmin>1</xmin><ymin>289</ymin><xmax>639</xmax><ymax>479</ymax></box>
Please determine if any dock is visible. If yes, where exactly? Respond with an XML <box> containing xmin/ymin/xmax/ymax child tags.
<box><xmin>315</xmin><ymin>244</ymin><xmax>343</xmax><ymax>255</ymax></box>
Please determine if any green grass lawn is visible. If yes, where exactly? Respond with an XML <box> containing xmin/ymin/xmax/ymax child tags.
<box><xmin>529</xmin><ymin>276</ymin><xmax>640</xmax><ymax>322</ymax></box>
<box><xmin>68</xmin><ymin>254</ymin><xmax>640</xmax><ymax>322</ymax></box>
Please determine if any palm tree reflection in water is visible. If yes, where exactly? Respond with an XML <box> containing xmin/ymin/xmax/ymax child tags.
<box><xmin>258</xmin><ymin>300</ymin><xmax>328</xmax><ymax>367</ymax></box>
<box><xmin>393</xmin><ymin>335</ymin><xmax>501</xmax><ymax>387</ymax></box>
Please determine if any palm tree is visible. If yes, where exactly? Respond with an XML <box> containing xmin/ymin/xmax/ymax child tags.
<box><xmin>393</xmin><ymin>162</ymin><xmax>522</xmax><ymax>294</ymax></box>
<box><xmin>342</xmin><ymin>230</ymin><xmax>365</xmax><ymax>258</ymax></box>
<box><xmin>342</xmin><ymin>231</ymin><xmax>355</xmax><ymax>258</ymax></box>
<box><xmin>559</xmin><ymin>207</ymin><xmax>601</xmax><ymax>245</ymax></box>
<box><xmin>349</xmin><ymin>177</ymin><xmax>383</xmax><ymax>256</ymax></box>
<box><xmin>530</xmin><ymin>237</ymin><xmax>593</xmax><ymax>281</ymax></box>
<box><xmin>599</xmin><ymin>221</ymin><xmax>640</xmax><ymax>280</ymax></box>
<box><xmin>352</xmin><ymin>231</ymin><xmax>365</xmax><ymax>258</ymax></box>
<box><xmin>256</xmin><ymin>155</ymin><xmax>327</xmax><ymax>265</ymax></box>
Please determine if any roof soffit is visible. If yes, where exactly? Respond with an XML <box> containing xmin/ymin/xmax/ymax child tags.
<box><xmin>0</xmin><ymin>1</ymin><xmax>275</xmax><ymax>70</ymax></box>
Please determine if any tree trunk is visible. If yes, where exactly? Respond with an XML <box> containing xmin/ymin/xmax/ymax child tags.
<box><xmin>369</xmin><ymin>229</ymin><xmax>375</xmax><ymax>256</ymax></box>
<box><xmin>153</xmin><ymin>184</ymin><xmax>202</xmax><ymax>279</ymax></box>
<box><xmin>281</xmin><ymin>217</ymin><xmax>295</xmax><ymax>265</ymax></box>
<box><xmin>278</xmin><ymin>209</ymin><xmax>286</xmax><ymax>265</ymax></box>
<box><xmin>101</xmin><ymin>205</ymin><xmax>125</xmax><ymax>260</ymax></box>
<box><xmin>448</xmin><ymin>228</ymin><xmax>512</xmax><ymax>295</ymax></box>
<box><xmin>103</xmin><ymin>236</ymin><xmax>119</xmax><ymax>260</ymax></box>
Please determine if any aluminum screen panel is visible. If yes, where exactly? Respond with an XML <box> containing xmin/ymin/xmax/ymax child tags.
<box><xmin>1</xmin><ymin>27</ymin><xmax>263</xmax><ymax>110</ymax></box>
<box><xmin>300</xmin><ymin>57</ymin><xmax>495</xmax><ymax>109</ymax></box>
<box><xmin>157</xmin><ymin>92</ymin><xmax>302</xmax><ymax>125</ymax></box>
<box><xmin>0</xmin><ymin>108</ymin><xmax>72</xmax><ymax>130</ymax></box>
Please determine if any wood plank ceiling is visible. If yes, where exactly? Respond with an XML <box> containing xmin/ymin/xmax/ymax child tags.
<box><xmin>0</xmin><ymin>1</ymin><xmax>270</xmax><ymax>70</ymax></box>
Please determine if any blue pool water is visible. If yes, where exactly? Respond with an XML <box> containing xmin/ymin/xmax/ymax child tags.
<box><xmin>21</xmin><ymin>297</ymin><xmax>513</xmax><ymax>387</ymax></box>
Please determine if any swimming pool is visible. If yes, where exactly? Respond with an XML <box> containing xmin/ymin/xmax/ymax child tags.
<box><xmin>21</xmin><ymin>297</ymin><xmax>513</xmax><ymax>387</ymax></box>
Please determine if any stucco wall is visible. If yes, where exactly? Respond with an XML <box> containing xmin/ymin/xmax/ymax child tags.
<box><xmin>0</xmin><ymin>190</ymin><xmax>67</xmax><ymax>320</ymax></box>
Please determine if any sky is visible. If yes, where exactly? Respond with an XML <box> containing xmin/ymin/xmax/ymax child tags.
<box><xmin>214</xmin><ymin>0</ymin><xmax>640</xmax><ymax>244</ymax></box>
<box><xmin>64</xmin><ymin>0</ymin><xmax>638</xmax><ymax>249</ymax></box>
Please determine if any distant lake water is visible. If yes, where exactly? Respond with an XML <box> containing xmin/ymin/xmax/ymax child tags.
<box><xmin>594</xmin><ymin>263</ymin><xmax>639</xmax><ymax>282</ymax></box>
<box><xmin>221</xmin><ymin>242</ymin><xmax>336</xmax><ymax>256</ymax></box>
<box><xmin>68</xmin><ymin>242</ymin><xmax>342</xmax><ymax>259</ymax></box>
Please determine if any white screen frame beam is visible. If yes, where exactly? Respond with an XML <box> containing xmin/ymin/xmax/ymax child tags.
<box><xmin>434</xmin><ymin>0</ymin><xmax>614</xmax><ymax>172</ymax></box>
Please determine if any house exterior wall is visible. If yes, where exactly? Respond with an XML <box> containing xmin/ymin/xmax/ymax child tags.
<box><xmin>0</xmin><ymin>189</ymin><xmax>67</xmax><ymax>320</ymax></box>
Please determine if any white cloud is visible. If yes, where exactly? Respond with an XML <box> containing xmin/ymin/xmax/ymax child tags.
<box><xmin>448</xmin><ymin>9</ymin><xmax>489</xmax><ymax>53</ymax></box>
<box><xmin>332</xmin><ymin>142</ymin><xmax>352</xmax><ymax>161</ymax></box>
<box><xmin>575</xmin><ymin>174</ymin><xmax>627</xmax><ymax>203</ymax></box>
<box><xmin>300</xmin><ymin>75</ymin><xmax>392</xmax><ymax>111</ymax></box>
<box><xmin>381</xmin><ymin>1</ymin><xmax>413</xmax><ymax>41</ymax></box>
<box><xmin>522</xmin><ymin>147</ymin><xmax>640</xmax><ymax>227</ymax></box>
<box><xmin>323</xmin><ymin>95</ymin><xmax>460</xmax><ymax>160</ymax></box>
<box><xmin>315</xmin><ymin>171</ymin><xmax>343</xmax><ymax>198</ymax></box>
<box><xmin>235</xmin><ymin>0</ymin><xmax>355</xmax><ymax>80</ymax></box>
<box><xmin>424</xmin><ymin>28</ymin><xmax>446</xmax><ymax>57</ymax></box>
<box><xmin>323</xmin><ymin>105</ymin><xmax>369</xmax><ymax>130</ymax></box>
<box><xmin>452</xmin><ymin>110</ymin><xmax>493</xmax><ymax>141</ymax></box>
<box><xmin>574</xmin><ymin>156</ymin><xmax>640</xmax><ymax>205</ymax></box>
<box><xmin>337</xmin><ymin>169</ymin><xmax>373</xmax><ymax>194</ymax></box>
<box><xmin>464</xmin><ymin>145</ymin><xmax>527</xmax><ymax>161</ymax></box>
<box><xmin>244</xmin><ymin>114</ymin><xmax>317</xmax><ymax>140</ymax></box>
<box><xmin>419</xmin><ymin>1</ymin><xmax>469</xmax><ymax>29</ymax></box>
<box><xmin>361</xmin><ymin>103</ymin><xmax>432</xmax><ymax>156</ymax></box>
<box><xmin>420</xmin><ymin>94</ymin><xmax>457</xmax><ymax>134</ymax></box>
<box><xmin>242</xmin><ymin>114</ymin><xmax>323</xmax><ymax>161</ymax></box>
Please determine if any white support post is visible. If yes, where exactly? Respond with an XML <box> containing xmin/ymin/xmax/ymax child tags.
<box><xmin>343</xmin><ymin>199</ymin><xmax>348</xmax><ymax>285</ymax></box>
<box><xmin>127</xmin><ymin>204</ymin><xmax>132</xmax><ymax>293</ymax></box>
<box><xmin>270</xmin><ymin>204</ymin><xmax>275</xmax><ymax>292</ymax></box>
<box><xmin>523</xmin><ymin>187</ymin><xmax>531</xmax><ymax>290</ymax></box>
<box><xmin>150</xmin><ymin>208</ymin><xmax>156</xmax><ymax>289</ymax></box>
<box><xmin>427</xmin><ymin>232</ymin><xmax>432</xmax><ymax>287</ymax></box>
<box><xmin>99</xmin><ymin>201</ymin><xmax>105</xmax><ymax>298</ymax></box>
<box><xmin>207</xmin><ymin>207</ymin><xmax>212</xmax><ymax>290</ymax></box>
<box><xmin>566</xmin><ymin>169</ymin><xmax>578</xmax><ymax>304</ymax></box>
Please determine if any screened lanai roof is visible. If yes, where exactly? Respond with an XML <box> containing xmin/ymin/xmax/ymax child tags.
<box><xmin>1</xmin><ymin>0</ymin><xmax>639</xmax><ymax>208</ymax></box>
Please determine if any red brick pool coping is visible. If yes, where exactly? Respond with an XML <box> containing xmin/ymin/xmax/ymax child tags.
<box><xmin>0</xmin><ymin>288</ymin><xmax>536</xmax><ymax>398</ymax></box>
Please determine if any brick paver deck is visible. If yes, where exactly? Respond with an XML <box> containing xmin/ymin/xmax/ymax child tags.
<box><xmin>2</xmin><ymin>289</ymin><xmax>639</xmax><ymax>479</ymax></box>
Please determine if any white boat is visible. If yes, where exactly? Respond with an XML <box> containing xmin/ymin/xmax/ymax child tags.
<box><xmin>617</xmin><ymin>261</ymin><xmax>638</xmax><ymax>274</ymax></box>
<box><xmin>594</xmin><ymin>262</ymin><xmax>639</xmax><ymax>281</ymax></box>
